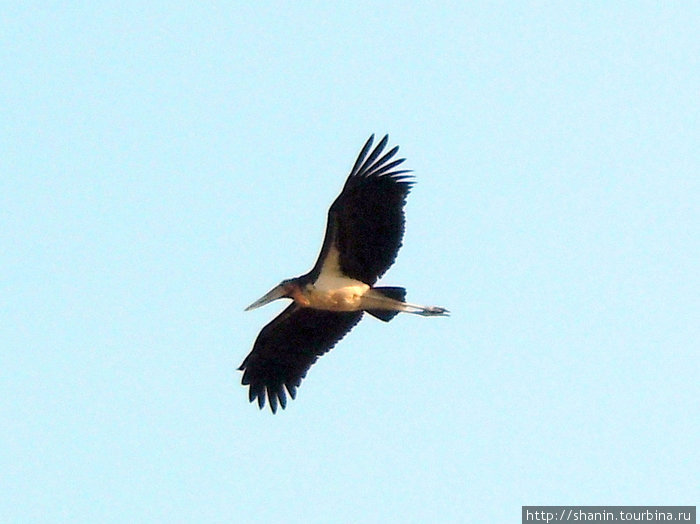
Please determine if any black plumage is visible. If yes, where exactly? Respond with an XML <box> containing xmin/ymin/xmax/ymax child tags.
<box><xmin>239</xmin><ymin>305</ymin><xmax>362</xmax><ymax>413</ymax></box>
<box><xmin>308</xmin><ymin>134</ymin><xmax>413</xmax><ymax>285</ymax></box>
<box><xmin>239</xmin><ymin>135</ymin><xmax>443</xmax><ymax>413</ymax></box>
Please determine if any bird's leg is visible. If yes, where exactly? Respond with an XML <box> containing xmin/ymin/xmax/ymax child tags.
<box><xmin>362</xmin><ymin>289</ymin><xmax>449</xmax><ymax>316</ymax></box>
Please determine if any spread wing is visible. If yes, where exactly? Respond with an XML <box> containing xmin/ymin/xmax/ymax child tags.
<box><xmin>308</xmin><ymin>135</ymin><xmax>414</xmax><ymax>285</ymax></box>
<box><xmin>239</xmin><ymin>304</ymin><xmax>363</xmax><ymax>413</ymax></box>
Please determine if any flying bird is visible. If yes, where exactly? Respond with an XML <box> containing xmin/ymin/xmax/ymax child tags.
<box><xmin>240</xmin><ymin>134</ymin><xmax>448</xmax><ymax>413</ymax></box>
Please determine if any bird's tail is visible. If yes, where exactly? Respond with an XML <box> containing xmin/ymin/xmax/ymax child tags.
<box><xmin>365</xmin><ymin>287</ymin><xmax>406</xmax><ymax>322</ymax></box>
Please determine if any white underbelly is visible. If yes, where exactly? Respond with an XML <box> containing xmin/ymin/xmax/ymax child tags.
<box><xmin>308</xmin><ymin>278</ymin><xmax>370</xmax><ymax>312</ymax></box>
<box><xmin>312</xmin><ymin>246</ymin><xmax>370</xmax><ymax>310</ymax></box>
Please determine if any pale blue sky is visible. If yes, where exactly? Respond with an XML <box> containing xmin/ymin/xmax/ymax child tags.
<box><xmin>2</xmin><ymin>3</ymin><xmax>698</xmax><ymax>522</ymax></box>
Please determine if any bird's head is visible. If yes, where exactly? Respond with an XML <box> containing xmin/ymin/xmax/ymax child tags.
<box><xmin>245</xmin><ymin>279</ymin><xmax>301</xmax><ymax>311</ymax></box>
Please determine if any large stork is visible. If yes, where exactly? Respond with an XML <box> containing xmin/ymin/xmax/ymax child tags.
<box><xmin>240</xmin><ymin>135</ymin><xmax>448</xmax><ymax>412</ymax></box>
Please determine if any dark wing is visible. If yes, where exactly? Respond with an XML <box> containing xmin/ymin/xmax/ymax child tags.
<box><xmin>239</xmin><ymin>304</ymin><xmax>363</xmax><ymax>413</ymax></box>
<box><xmin>308</xmin><ymin>135</ymin><xmax>414</xmax><ymax>285</ymax></box>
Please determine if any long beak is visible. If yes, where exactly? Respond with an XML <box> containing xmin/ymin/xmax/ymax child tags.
<box><xmin>245</xmin><ymin>284</ymin><xmax>286</xmax><ymax>311</ymax></box>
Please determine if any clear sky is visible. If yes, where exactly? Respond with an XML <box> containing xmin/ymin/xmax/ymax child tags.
<box><xmin>2</xmin><ymin>2</ymin><xmax>698</xmax><ymax>522</ymax></box>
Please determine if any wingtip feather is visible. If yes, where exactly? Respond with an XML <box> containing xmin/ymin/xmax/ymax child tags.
<box><xmin>357</xmin><ymin>135</ymin><xmax>389</xmax><ymax>175</ymax></box>
<box><xmin>350</xmin><ymin>134</ymin><xmax>375</xmax><ymax>176</ymax></box>
<box><xmin>267</xmin><ymin>387</ymin><xmax>278</xmax><ymax>413</ymax></box>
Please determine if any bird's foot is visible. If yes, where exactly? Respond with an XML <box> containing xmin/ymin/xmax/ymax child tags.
<box><xmin>419</xmin><ymin>306</ymin><xmax>450</xmax><ymax>317</ymax></box>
